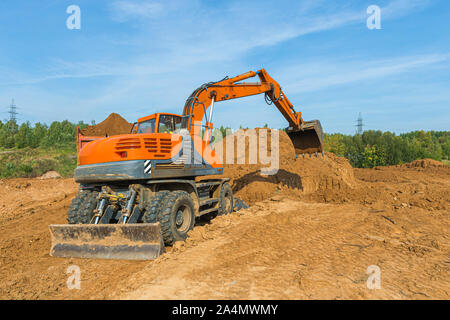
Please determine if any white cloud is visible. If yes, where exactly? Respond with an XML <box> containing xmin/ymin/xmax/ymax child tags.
<box><xmin>283</xmin><ymin>54</ymin><xmax>450</xmax><ymax>93</ymax></box>
<box><xmin>110</xmin><ymin>0</ymin><xmax>165</xmax><ymax>22</ymax></box>
<box><xmin>382</xmin><ymin>0</ymin><xmax>432</xmax><ymax>19</ymax></box>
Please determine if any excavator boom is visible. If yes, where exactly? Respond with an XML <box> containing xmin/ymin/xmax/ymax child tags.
<box><xmin>182</xmin><ymin>69</ymin><xmax>323</xmax><ymax>155</ymax></box>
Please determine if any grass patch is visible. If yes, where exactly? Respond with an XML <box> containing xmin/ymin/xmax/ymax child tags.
<box><xmin>0</xmin><ymin>147</ymin><xmax>76</xmax><ymax>178</ymax></box>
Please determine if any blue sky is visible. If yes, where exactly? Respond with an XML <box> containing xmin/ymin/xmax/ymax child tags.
<box><xmin>0</xmin><ymin>0</ymin><xmax>449</xmax><ymax>133</ymax></box>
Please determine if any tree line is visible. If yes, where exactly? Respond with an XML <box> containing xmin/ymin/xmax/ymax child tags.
<box><xmin>0</xmin><ymin>119</ymin><xmax>88</xmax><ymax>150</ymax></box>
<box><xmin>324</xmin><ymin>130</ymin><xmax>449</xmax><ymax>168</ymax></box>
<box><xmin>0</xmin><ymin>120</ymin><xmax>448</xmax><ymax>168</ymax></box>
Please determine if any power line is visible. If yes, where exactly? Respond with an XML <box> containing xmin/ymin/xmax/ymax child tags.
<box><xmin>355</xmin><ymin>112</ymin><xmax>363</xmax><ymax>134</ymax></box>
<box><xmin>7</xmin><ymin>99</ymin><xmax>18</xmax><ymax>122</ymax></box>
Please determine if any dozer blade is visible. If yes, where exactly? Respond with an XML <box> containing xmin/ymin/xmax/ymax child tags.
<box><xmin>287</xmin><ymin>120</ymin><xmax>324</xmax><ymax>155</ymax></box>
<box><xmin>49</xmin><ymin>223</ymin><xmax>165</xmax><ymax>260</ymax></box>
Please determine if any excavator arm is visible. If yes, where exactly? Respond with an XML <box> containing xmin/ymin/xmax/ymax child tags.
<box><xmin>182</xmin><ymin>69</ymin><xmax>324</xmax><ymax>155</ymax></box>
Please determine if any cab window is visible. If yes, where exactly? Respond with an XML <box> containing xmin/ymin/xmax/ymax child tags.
<box><xmin>137</xmin><ymin>119</ymin><xmax>156</xmax><ymax>133</ymax></box>
<box><xmin>174</xmin><ymin>116</ymin><xmax>182</xmax><ymax>131</ymax></box>
<box><xmin>158</xmin><ymin>115</ymin><xmax>181</xmax><ymax>133</ymax></box>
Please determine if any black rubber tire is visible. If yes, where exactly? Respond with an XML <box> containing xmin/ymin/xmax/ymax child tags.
<box><xmin>143</xmin><ymin>191</ymin><xmax>170</xmax><ymax>223</ymax></box>
<box><xmin>218</xmin><ymin>183</ymin><xmax>233</xmax><ymax>216</ymax></box>
<box><xmin>67</xmin><ymin>191</ymin><xmax>89</xmax><ymax>224</ymax></box>
<box><xmin>157</xmin><ymin>191</ymin><xmax>195</xmax><ymax>245</ymax></box>
<box><xmin>77</xmin><ymin>191</ymin><xmax>99</xmax><ymax>224</ymax></box>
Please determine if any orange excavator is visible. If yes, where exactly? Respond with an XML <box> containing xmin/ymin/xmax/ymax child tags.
<box><xmin>49</xmin><ymin>69</ymin><xmax>323</xmax><ymax>260</ymax></box>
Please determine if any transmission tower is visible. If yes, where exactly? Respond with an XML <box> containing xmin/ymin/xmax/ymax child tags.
<box><xmin>7</xmin><ymin>99</ymin><xmax>18</xmax><ymax>122</ymax></box>
<box><xmin>355</xmin><ymin>112</ymin><xmax>363</xmax><ymax>134</ymax></box>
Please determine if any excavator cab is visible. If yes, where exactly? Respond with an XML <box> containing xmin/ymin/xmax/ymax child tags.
<box><xmin>135</xmin><ymin>113</ymin><xmax>183</xmax><ymax>134</ymax></box>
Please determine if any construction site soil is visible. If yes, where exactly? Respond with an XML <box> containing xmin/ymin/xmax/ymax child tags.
<box><xmin>0</xmin><ymin>129</ymin><xmax>448</xmax><ymax>299</ymax></box>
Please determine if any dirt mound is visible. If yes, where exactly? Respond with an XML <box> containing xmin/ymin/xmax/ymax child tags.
<box><xmin>209</xmin><ymin>129</ymin><xmax>357</xmax><ymax>204</ymax></box>
<box><xmin>401</xmin><ymin>158</ymin><xmax>446</xmax><ymax>168</ymax></box>
<box><xmin>80</xmin><ymin>113</ymin><xmax>133</xmax><ymax>137</ymax></box>
<box><xmin>208</xmin><ymin>129</ymin><xmax>449</xmax><ymax>211</ymax></box>
<box><xmin>38</xmin><ymin>171</ymin><xmax>61</xmax><ymax>180</ymax></box>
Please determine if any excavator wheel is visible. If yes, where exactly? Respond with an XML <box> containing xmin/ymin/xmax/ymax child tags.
<box><xmin>143</xmin><ymin>191</ymin><xmax>170</xmax><ymax>223</ymax></box>
<box><xmin>77</xmin><ymin>190</ymin><xmax>99</xmax><ymax>224</ymax></box>
<box><xmin>67</xmin><ymin>191</ymin><xmax>90</xmax><ymax>224</ymax></box>
<box><xmin>218</xmin><ymin>183</ymin><xmax>234</xmax><ymax>216</ymax></box>
<box><xmin>157</xmin><ymin>191</ymin><xmax>195</xmax><ymax>245</ymax></box>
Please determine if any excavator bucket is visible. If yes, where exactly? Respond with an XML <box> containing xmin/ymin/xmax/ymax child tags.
<box><xmin>287</xmin><ymin>120</ymin><xmax>324</xmax><ymax>155</ymax></box>
<box><xmin>49</xmin><ymin>223</ymin><xmax>165</xmax><ymax>260</ymax></box>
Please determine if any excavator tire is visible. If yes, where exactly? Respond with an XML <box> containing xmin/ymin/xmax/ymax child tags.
<box><xmin>218</xmin><ymin>183</ymin><xmax>233</xmax><ymax>216</ymax></box>
<box><xmin>67</xmin><ymin>191</ymin><xmax>90</xmax><ymax>224</ymax></box>
<box><xmin>77</xmin><ymin>190</ymin><xmax>99</xmax><ymax>224</ymax></box>
<box><xmin>143</xmin><ymin>191</ymin><xmax>170</xmax><ymax>223</ymax></box>
<box><xmin>157</xmin><ymin>191</ymin><xmax>195</xmax><ymax>245</ymax></box>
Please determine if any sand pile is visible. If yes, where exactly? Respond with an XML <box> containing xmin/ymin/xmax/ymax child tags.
<box><xmin>80</xmin><ymin>113</ymin><xmax>133</xmax><ymax>137</ymax></box>
<box><xmin>401</xmin><ymin>159</ymin><xmax>445</xmax><ymax>168</ymax></box>
<box><xmin>213</xmin><ymin>129</ymin><xmax>449</xmax><ymax>208</ymax></box>
<box><xmin>210</xmin><ymin>128</ymin><xmax>357</xmax><ymax>204</ymax></box>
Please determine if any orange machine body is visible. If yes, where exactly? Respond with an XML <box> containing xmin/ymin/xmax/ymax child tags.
<box><xmin>79</xmin><ymin>113</ymin><xmax>181</xmax><ymax>165</ymax></box>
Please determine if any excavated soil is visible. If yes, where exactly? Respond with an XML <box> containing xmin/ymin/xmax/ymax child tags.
<box><xmin>210</xmin><ymin>129</ymin><xmax>449</xmax><ymax>212</ymax></box>
<box><xmin>0</xmin><ymin>129</ymin><xmax>449</xmax><ymax>299</ymax></box>
<box><xmin>80</xmin><ymin>113</ymin><xmax>133</xmax><ymax>137</ymax></box>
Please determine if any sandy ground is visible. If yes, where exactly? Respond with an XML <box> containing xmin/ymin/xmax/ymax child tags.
<box><xmin>118</xmin><ymin>199</ymin><xmax>449</xmax><ymax>300</ymax></box>
<box><xmin>0</xmin><ymin>155</ymin><xmax>448</xmax><ymax>299</ymax></box>
<box><xmin>0</xmin><ymin>131</ymin><xmax>448</xmax><ymax>299</ymax></box>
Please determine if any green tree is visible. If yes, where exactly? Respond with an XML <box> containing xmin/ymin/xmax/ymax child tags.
<box><xmin>361</xmin><ymin>144</ymin><xmax>386</xmax><ymax>168</ymax></box>
<box><xmin>0</xmin><ymin>120</ymin><xmax>18</xmax><ymax>148</ymax></box>
<box><xmin>32</xmin><ymin>122</ymin><xmax>48</xmax><ymax>148</ymax></box>
<box><xmin>324</xmin><ymin>134</ymin><xmax>346</xmax><ymax>156</ymax></box>
<box><xmin>324</xmin><ymin>130</ymin><xmax>448</xmax><ymax>168</ymax></box>
<box><xmin>41</xmin><ymin>120</ymin><xmax>76</xmax><ymax>149</ymax></box>
<box><xmin>15</xmin><ymin>122</ymin><xmax>33</xmax><ymax>148</ymax></box>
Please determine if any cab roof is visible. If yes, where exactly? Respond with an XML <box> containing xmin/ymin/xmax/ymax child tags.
<box><xmin>137</xmin><ymin>112</ymin><xmax>182</xmax><ymax>123</ymax></box>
